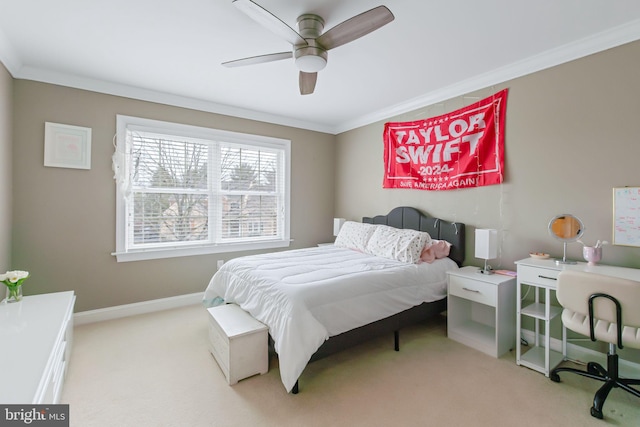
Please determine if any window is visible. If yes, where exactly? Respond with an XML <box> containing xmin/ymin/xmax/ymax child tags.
<box><xmin>113</xmin><ymin>115</ymin><xmax>291</xmax><ymax>262</ymax></box>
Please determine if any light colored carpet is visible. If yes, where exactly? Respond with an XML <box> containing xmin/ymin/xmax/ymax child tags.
<box><xmin>62</xmin><ymin>305</ymin><xmax>639</xmax><ymax>426</ymax></box>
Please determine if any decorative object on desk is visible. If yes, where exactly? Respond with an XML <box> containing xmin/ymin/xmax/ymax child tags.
<box><xmin>548</xmin><ymin>214</ymin><xmax>584</xmax><ymax>265</ymax></box>
<box><xmin>1</xmin><ymin>270</ymin><xmax>29</xmax><ymax>303</ymax></box>
<box><xmin>582</xmin><ymin>246</ymin><xmax>602</xmax><ymax>266</ymax></box>
<box><xmin>578</xmin><ymin>240</ymin><xmax>608</xmax><ymax>266</ymax></box>
<box><xmin>333</xmin><ymin>218</ymin><xmax>346</xmax><ymax>236</ymax></box>
<box><xmin>529</xmin><ymin>252</ymin><xmax>550</xmax><ymax>259</ymax></box>
<box><xmin>475</xmin><ymin>229</ymin><xmax>498</xmax><ymax>274</ymax></box>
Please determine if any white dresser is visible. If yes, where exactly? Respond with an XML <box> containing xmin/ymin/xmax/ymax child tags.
<box><xmin>207</xmin><ymin>303</ymin><xmax>269</xmax><ymax>385</ymax></box>
<box><xmin>515</xmin><ymin>258</ymin><xmax>640</xmax><ymax>376</ymax></box>
<box><xmin>0</xmin><ymin>291</ymin><xmax>75</xmax><ymax>403</ymax></box>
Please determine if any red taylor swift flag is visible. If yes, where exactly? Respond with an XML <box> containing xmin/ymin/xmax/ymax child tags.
<box><xmin>383</xmin><ymin>89</ymin><xmax>508</xmax><ymax>191</ymax></box>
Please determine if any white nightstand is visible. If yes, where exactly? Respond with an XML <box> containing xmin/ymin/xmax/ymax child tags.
<box><xmin>447</xmin><ymin>266</ymin><xmax>516</xmax><ymax>357</ymax></box>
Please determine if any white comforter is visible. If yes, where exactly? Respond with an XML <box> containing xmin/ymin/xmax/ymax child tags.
<box><xmin>203</xmin><ymin>245</ymin><xmax>457</xmax><ymax>392</ymax></box>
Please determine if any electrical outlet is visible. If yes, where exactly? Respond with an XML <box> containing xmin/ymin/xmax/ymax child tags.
<box><xmin>217</xmin><ymin>260</ymin><xmax>224</xmax><ymax>269</ymax></box>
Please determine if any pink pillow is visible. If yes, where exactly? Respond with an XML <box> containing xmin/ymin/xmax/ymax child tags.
<box><xmin>420</xmin><ymin>240</ymin><xmax>452</xmax><ymax>263</ymax></box>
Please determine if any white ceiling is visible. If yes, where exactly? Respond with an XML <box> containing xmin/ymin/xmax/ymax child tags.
<box><xmin>2</xmin><ymin>1</ymin><xmax>640</xmax><ymax>134</ymax></box>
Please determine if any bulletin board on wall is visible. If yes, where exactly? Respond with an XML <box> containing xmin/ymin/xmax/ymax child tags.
<box><xmin>613</xmin><ymin>187</ymin><xmax>640</xmax><ymax>247</ymax></box>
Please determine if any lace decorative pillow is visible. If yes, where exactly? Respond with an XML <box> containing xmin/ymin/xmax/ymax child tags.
<box><xmin>334</xmin><ymin>221</ymin><xmax>378</xmax><ymax>252</ymax></box>
<box><xmin>365</xmin><ymin>225</ymin><xmax>431</xmax><ymax>264</ymax></box>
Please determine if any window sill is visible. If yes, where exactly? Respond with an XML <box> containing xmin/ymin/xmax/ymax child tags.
<box><xmin>112</xmin><ymin>239</ymin><xmax>291</xmax><ymax>262</ymax></box>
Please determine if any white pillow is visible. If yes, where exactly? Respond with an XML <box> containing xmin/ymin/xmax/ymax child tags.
<box><xmin>334</xmin><ymin>221</ymin><xmax>378</xmax><ymax>252</ymax></box>
<box><xmin>365</xmin><ymin>225</ymin><xmax>431</xmax><ymax>264</ymax></box>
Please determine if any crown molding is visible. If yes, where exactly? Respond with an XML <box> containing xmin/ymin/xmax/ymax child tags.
<box><xmin>0</xmin><ymin>26</ymin><xmax>21</xmax><ymax>74</ymax></box>
<box><xmin>14</xmin><ymin>65</ymin><xmax>336</xmax><ymax>134</ymax></box>
<box><xmin>2</xmin><ymin>20</ymin><xmax>640</xmax><ymax>135</ymax></box>
<box><xmin>334</xmin><ymin>19</ymin><xmax>640</xmax><ymax>134</ymax></box>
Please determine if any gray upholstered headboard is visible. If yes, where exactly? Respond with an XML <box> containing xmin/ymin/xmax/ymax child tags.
<box><xmin>362</xmin><ymin>206</ymin><xmax>465</xmax><ymax>266</ymax></box>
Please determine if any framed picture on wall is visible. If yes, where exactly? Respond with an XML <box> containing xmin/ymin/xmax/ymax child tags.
<box><xmin>44</xmin><ymin>122</ymin><xmax>92</xmax><ymax>170</ymax></box>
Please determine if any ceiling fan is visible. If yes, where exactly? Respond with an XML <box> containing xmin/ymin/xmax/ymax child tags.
<box><xmin>223</xmin><ymin>0</ymin><xmax>395</xmax><ymax>95</ymax></box>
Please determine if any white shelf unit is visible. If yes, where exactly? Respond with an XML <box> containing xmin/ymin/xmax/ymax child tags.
<box><xmin>0</xmin><ymin>291</ymin><xmax>76</xmax><ymax>404</ymax></box>
<box><xmin>515</xmin><ymin>259</ymin><xmax>563</xmax><ymax>376</ymax></box>
<box><xmin>447</xmin><ymin>266</ymin><xmax>516</xmax><ymax>358</ymax></box>
<box><xmin>521</xmin><ymin>302</ymin><xmax>562</xmax><ymax>320</ymax></box>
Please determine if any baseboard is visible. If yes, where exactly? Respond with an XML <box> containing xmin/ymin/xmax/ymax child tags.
<box><xmin>74</xmin><ymin>292</ymin><xmax>204</xmax><ymax>325</ymax></box>
<box><xmin>520</xmin><ymin>329</ymin><xmax>640</xmax><ymax>377</ymax></box>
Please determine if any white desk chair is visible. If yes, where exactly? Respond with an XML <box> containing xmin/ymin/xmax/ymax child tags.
<box><xmin>550</xmin><ymin>270</ymin><xmax>640</xmax><ymax>419</ymax></box>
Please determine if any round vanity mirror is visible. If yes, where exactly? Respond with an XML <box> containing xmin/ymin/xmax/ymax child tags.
<box><xmin>548</xmin><ymin>214</ymin><xmax>585</xmax><ymax>264</ymax></box>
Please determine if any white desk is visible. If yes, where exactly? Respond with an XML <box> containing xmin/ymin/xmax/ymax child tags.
<box><xmin>515</xmin><ymin>258</ymin><xmax>640</xmax><ymax>376</ymax></box>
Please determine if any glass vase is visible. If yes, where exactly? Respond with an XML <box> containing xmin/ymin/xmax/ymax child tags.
<box><xmin>4</xmin><ymin>285</ymin><xmax>23</xmax><ymax>303</ymax></box>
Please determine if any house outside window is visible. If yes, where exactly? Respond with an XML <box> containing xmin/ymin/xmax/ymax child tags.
<box><xmin>113</xmin><ymin>115</ymin><xmax>291</xmax><ymax>262</ymax></box>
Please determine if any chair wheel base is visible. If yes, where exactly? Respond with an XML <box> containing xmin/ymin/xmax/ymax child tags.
<box><xmin>590</xmin><ymin>407</ymin><xmax>603</xmax><ymax>419</ymax></box>
<box><xmin>550</xmin><ymin>372</ymin><xmax>560</xmax><ymax>382</ymax></box>
<box><xmin>587</xmin><ymin>362</ymin><xmax>602</xmax><ymax>376</ymax></box>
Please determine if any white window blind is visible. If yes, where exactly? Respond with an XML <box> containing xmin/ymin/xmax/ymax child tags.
<box><xmin>113</xmin><ymin>115</ymin><xmax>290</xmax><ymax>262</ymax></box>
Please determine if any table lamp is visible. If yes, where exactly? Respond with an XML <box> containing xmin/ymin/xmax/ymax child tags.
<box><xmin>475</xmin><ymin>228</ymin><xmax>498</xmax><ymax>274</ymax></box>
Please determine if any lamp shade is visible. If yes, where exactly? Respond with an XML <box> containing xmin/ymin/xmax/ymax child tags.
<box><xmin>333</xmin><ymin>218</ymin><xmax>346</xmax><ymax>236</ymax></box>
<box><xmin>475</xmin><ymin>229</ymin><xmax>498</xmax><ymax>260</ymax></box>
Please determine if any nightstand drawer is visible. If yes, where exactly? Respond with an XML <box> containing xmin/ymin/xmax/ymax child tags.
<box><xmin>518</xmin><ymin>265</ymin><xmax>559</xmax><ymax>287</ymax></box>
<box><xmin>449</xmin><ymin>275</ymin><xmax>497</xmax><ymax>307</ymax></box>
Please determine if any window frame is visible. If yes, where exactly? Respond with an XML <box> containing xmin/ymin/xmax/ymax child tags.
<box><xmin>113</xmin><ymin>115</ymin><xmax>291</xmax><ymax>262</ymax></box>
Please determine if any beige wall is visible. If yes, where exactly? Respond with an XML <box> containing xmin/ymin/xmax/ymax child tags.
<box><xmin>8</xmin><ymin>39</ymin><xmax>640</xmax><ymax>315</ymax></box>
<box><xmin>335</xmin><ymin>40</ymin><xmax>640</xmax><ymax>272</ymax></box>
<box><xmin>0</xmin><ymin>63</ymin><xmax>11</xmax><ymax>271</ymax></box>
<box><xmin>12</xmin><ymin>81</ymin><xmax>335</xmax><ymax>311</ymax></box>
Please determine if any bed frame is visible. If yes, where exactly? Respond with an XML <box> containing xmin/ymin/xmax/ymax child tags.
<box><xmin>290</xmin><ymin>206</ymin><xmax>466</xmax><ymax>393</ymax></box>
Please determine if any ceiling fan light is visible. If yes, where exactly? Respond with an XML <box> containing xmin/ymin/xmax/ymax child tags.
<box><xmin>295</xmin><ymin>54</ymin><xmax>327</xmax><ymax>72</ymax></box>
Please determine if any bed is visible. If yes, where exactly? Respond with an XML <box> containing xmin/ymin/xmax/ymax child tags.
<box><xmin>203</xmin><ymin>206</ymin><xmax>466</xmax><ymax>393</ymax></box>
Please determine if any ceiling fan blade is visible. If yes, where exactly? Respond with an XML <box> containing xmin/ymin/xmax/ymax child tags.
<box><xmin>299</xmin><ymin>72</ymin><xmax>317</xmax><ymax>95</ymax></box>
<box><xmin>316</xmin><ymin>6</ymin><xmax>394</xmax><ymax>50</ymax></box>
<box><xmin>232</xmin><ymin>0</ymin><xmax>306</xmax><ymax>46</ymax></box>
<box><xmin>222</xmin><ymin>52</ymin><xmax>293</xmax><ymax>67</ymax></box>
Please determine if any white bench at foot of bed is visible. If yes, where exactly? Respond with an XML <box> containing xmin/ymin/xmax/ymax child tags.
<box><xmin>207</xmin><ymin>304</ymin><xmax>269</xmax><ymax>385</ymax></box>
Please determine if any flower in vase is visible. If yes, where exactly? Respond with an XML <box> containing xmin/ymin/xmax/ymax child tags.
<box><xmin>0</xmin><ymin>270</ymin><xmax>30</xmax><ymax>285</ymax></box>
<box><xmin>1</xmin><ymin>270</ymin><xmax>29</xmax><ymax>301</ymax></box>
